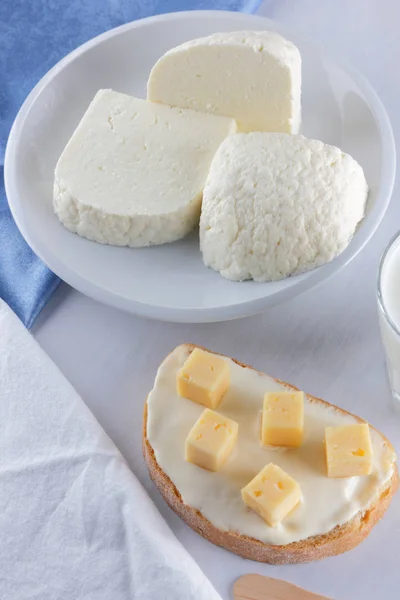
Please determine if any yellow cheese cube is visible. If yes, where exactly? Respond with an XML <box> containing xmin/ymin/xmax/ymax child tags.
<box><xmin>325</xmin><ymin>423</ymin><xmax>373</xmax><ymax>478</ymax></box>
<box><xmin>185</xmin><ymin>408</ymin><xmax>238</xmax><ymax>472</ymax></box>
<box><xmin>241</xmin><ymin>463</ymin><xmax>301</xmax><ymax>527</ymax></box>
<box><xmin>177</xmin><ymin>348</ymin><xmax>230</xmax><ymax>409</ymax></box>
<box><xmin>261</xmin><ymin>391</ymin><xmax>304</xmax><ymax>447</ymax></box>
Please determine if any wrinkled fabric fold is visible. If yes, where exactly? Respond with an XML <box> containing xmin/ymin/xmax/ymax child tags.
<box><xmin>0</xmin><ymin>299</ymin><xmax>222</xmax><ymax>600</ymax></box>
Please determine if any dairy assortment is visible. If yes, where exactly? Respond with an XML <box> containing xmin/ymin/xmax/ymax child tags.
<box><xmin>146</xmin><ymin>345</ymin><xmax>396</xmax><ymax>544</ymax></box>
<box><xmin>179</xmin><ymin>348</ymin><xmax>375</xmax><ymax>526</ymax></box>
<box><xmin>53</xmin><ymin>30</ymin><xmax>368</xmax><ymax>281</ymax></box>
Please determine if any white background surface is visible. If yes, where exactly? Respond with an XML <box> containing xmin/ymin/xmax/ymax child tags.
<box><xmin>31</xmin><ymin>1</ymin><xmax>400</xmax><ymax>598</ymax></box>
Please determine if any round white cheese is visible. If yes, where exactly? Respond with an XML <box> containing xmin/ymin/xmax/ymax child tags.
<box><xmin>53</xmin><ymin>90</ymin><xmax>236</xmax><ymax>247</ymax></box>
<box><xmin>200</xmin><ymin>132</ymin><xmax>368</xmax><ymax>282</ymax></box>
<box><xmin>147</xmin><ymin>31</ymin><xmax>301</xmax><ymax>134</ymax></box>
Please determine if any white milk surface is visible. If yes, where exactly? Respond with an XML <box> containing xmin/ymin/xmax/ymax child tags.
<box><xmin>379</xmin><ymin>236</ymin><xmax>400</xmax><ymax>397</ymax></box>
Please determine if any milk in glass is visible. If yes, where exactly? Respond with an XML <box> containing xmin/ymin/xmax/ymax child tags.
<box><xmin>378</xmin><ymin>233</ymin><xmax>400</xmax><ymax>400</ymax></box>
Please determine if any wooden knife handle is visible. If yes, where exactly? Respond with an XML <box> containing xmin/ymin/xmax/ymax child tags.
<box><xmin>234</xmin><ymin>574</ymin><xmax>332</xmax><ymax>600</ymax></box>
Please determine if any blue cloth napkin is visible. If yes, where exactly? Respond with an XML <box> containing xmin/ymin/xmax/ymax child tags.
<box><xmin>0</xmin><ymin>0</ymin><xmax>261</xmax><ymax>329</ymax></box>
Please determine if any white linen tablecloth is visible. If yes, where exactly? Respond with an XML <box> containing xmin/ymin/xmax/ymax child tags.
<box><xmin>0</xmin><ymin>300</ymin><xmax>221</xmax><ymax>600</ymax></box>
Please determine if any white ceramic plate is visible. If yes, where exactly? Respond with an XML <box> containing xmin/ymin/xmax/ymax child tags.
<box><xmin>5</xmin><ymin>11</ymin><xmax>396</xmax><ymax>323</ymax></box>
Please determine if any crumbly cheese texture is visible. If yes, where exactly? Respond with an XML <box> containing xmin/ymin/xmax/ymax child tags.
<box><xmin>147</xmin><ymin>31</ymin><xmax>301</xmax><ymax>133</ymax></box>
<box><xmin>53</xmin><ymin>89</ymin><xmax>236</xmax><ymax>247</ymax></box>
<box><xmin>146</xmin><ymin>346</ymin><xmax>396</xmax><ymax>546</ymax></box>
<box><xmin>200</xmin><ymin>133</ymin><xmax>368</xmax><ymax>282</ymax></box>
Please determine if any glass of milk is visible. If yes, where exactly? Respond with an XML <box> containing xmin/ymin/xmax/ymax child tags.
<box><xmin>378</xmin><ymin>231</ymin><xmax>400</xmax><ymax>401</ymax></box>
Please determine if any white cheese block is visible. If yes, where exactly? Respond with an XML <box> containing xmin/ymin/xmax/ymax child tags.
<box><xmin>53</xmin><ymin>89</ymin><xmax>237</xmax><ymax>247</ymax></box>
<box><xmin>200</xmin><ymin>133</ymin><xmax>368</xmax><ymax>282</ymax></box>
<box><xmin>147</xmin><ymin>31</ymin><xmax>301</xmax><ymax>134</ymax></box>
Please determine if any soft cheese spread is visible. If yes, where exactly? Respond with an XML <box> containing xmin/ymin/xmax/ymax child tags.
<box><xmin>147</xmin><ymin>346</ymin><xmax>396</xmax><ymax>546</ymax></box>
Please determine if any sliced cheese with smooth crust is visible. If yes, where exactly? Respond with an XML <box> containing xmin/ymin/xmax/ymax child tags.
<box><xmin>53</xmin><ymin>89</ymin><xmax>236</xmax><ymax>247</ymax></box>
<box><xmin>147</xmin><ymin>31</ymin><xmax>301</xmax><ymax>133</ymax></box>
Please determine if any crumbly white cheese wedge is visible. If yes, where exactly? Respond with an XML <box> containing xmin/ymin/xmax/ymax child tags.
<box><xmin>53</xmin><ymin>90</ymin><xmax>236</xmax><ymax>247</ymax></box>
<box><xmin>147</xmin><ymin>31</ymin><xmax>301</xmax><ymax>133</ymax></box>
<box><xmin>200</xmin><ymin>133</ymin><xmax>368</xmax><ymax>282</ymax></box>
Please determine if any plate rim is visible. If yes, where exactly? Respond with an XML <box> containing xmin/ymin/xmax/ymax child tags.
<box><xmin>4</xmin><ymin>10</ymin><xmax>397</xmax><ymax>323</ymax></box>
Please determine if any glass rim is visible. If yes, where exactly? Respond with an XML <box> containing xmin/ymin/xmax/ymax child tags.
<box><xmin>377</xmin><ymin>229</ymin><xmax>400</xmax><ymax>338</ymax></box>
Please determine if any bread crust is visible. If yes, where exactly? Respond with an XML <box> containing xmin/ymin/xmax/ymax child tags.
<box><xmin>143</xmin><ymin>344</ymin><xmax>399</xmax><ymax>564</ymax></box>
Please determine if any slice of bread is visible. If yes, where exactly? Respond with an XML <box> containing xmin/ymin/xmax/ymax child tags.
<box><xmin>143</xmin><ymin>344</ymin><xmax>398</xmax><ymax>564</ymax></box>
